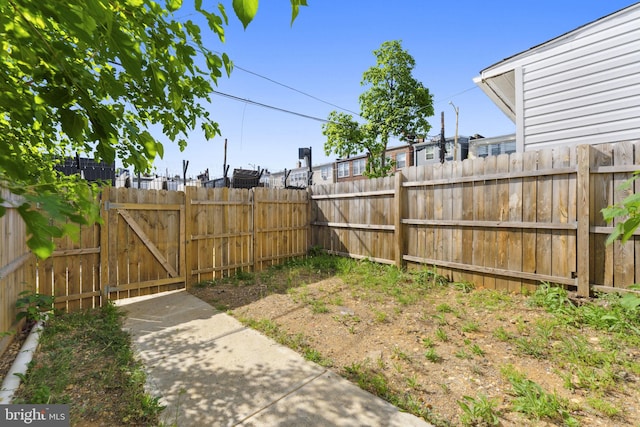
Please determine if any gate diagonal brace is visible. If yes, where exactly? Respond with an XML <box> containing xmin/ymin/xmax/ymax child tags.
<box><xmin>117</xmin><ymin>209</ymin><xmax>179</xmax><ymax>278</ymax></box>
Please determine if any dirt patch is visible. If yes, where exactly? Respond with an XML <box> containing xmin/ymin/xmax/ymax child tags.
<box><xmin>0</xmin><ymin>323</ymin><xmax>31</xmax><ymax>384</ymax></box>
<box><xmin>190</xmin><ymin>264</ymin><xmax>640</xmax><ymax>427</ymax></box>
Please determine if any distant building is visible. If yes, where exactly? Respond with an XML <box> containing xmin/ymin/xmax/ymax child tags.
<box><xmin>413</xmin><ymin>137</ymin><xmax>470</xmax><ymax>166</ymax></box>
<box><xmin>115</xmin><ymin>169</ymin><xmax>201</xmax><ymax>190</ymax></box>
<box><xmin>269</xmin><ymin>162</ymin><xmax>334</xmax><ymax>189</ymax></box>
<box><xmin>468</xmin><ymin>134</ymin><xmax>517</xmax><ymax>159</ymax></box>
<box><xmin>335</xmin><ymin>144</ymin><xmax>413</xmax><ymax>182</ymax></box>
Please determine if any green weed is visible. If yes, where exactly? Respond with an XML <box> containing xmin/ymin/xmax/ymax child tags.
<box><xmin>458</xmin><ymin>394</ymin><xmax>500</xmax><ymax>426</ymax></box>
<box><xmin>493</xmin><ymin>326</ymin><xmax>512</xmax><ymax>341</ymax></box>
<box><xmin>505</xmin><ymin>370</ymin><xmax>577</xmax><ymax>426</ymax></box>
<box><xmin>461</xmin><ymin>320</ymin><xmax>480</xmax><ymax>333</ymax></box>
<box><xmin>424</xmin><ymin>348</ymin><xmax>442</xmax><ymax>363</ymax></box>
<box><xmin>435</xmin><ymin>327</ymin><xmax>448</xmax><ymax>342</ymax></box>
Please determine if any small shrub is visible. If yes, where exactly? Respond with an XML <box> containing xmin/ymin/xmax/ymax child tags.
<box><xmin>16</xmin><ymin>290</ymin><xmax>55</xmax><ymax>323</ymax></box>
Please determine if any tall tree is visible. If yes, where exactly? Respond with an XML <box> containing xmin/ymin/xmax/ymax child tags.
<box><xmin>323</xmin><ymin>40</ymin><xmax>433</xmax><ymax>177</ymax></box>
<box><xmin>0</xmin><ymin>0</ymin><xmax>306</xmax><ymax>257</ymax></box>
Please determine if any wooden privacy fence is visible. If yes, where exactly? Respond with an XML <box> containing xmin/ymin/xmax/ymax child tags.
<box><xmin>310</xmin><ymin>142</ymin><xmax>640</xmax><ymax>297</ymax></box>
<box><xmin>0</xmin><ymin>189</ymin><xmax>36</xmax><ymax>356</ymax></box>
<box><xmin>0</xmin><ymin>186</ymin><xmax>309</xmax><ymax>340</ymax></box>
<box><xmin>1</xmin><ymin>141</ymin><xmax>638</xmax><ymax>346</ymax></box>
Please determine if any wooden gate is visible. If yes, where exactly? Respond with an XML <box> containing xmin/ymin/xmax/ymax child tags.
<box><xmin>100</xmin><ymin>187</ymin><xmax>186</xmax><ymax>300</ymax></box>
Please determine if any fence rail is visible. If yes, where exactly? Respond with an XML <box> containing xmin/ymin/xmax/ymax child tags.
<box><xmin>310</xmin><ymin>142</ymin><xmax>640</xmax><ymax>296</ymax></box>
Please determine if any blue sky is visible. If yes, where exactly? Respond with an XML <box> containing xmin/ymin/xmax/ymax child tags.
<box><xmin>147</xmin><ymin>1</ymin><xmax>638</xmax><ymax>179</ymax></box>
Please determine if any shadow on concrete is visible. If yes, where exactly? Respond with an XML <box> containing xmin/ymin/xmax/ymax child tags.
<box><xmin>117</xmin><ymin>290</ymin><xmax>430</xmax><ymax>427</ymax></box>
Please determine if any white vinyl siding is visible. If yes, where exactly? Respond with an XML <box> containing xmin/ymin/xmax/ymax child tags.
<box><xmin>476</xmin><ymin>4</ymin><xmax>640</xmax><ymax>151</ymax></box>
<box><xmin>521</xmin><ymin>7</ymin><xmax>640</xmax><ymax>149</ymax></box>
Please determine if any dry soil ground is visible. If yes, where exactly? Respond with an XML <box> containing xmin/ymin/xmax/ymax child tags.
<box><xmin>189</xmin><ymin>258</ymin><xmax>640</xmax><ymax>427</ymax></box>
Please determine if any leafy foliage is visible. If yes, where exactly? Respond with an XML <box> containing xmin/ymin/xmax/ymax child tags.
<box><xmin>0</xmin><ymin>0</ymin><xmax>305</xmax><ymax>257</ymax></box>
<box><xmin>16</xmin><ymin>290</ymin><xmax>55</xmax><ymax>323</ymax></box>
<box><xmin>322</xmin><ymin>40</ymin><xmax>433</xmax><ymax>177</ymax></box>
<box><xmin>602</xmin><ymin>173</ymin><xmax>640</xmax><ymax>244</ymax></box>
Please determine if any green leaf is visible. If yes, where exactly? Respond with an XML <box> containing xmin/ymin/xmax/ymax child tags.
<box><xmin>620</xmin><ymin>293</ymin><xmax>640</xmax><ymax>311</ymax></box>
<box><xmin>290</xmin><ymin>0</ymin><xmax>307</xmax><ymax>25</ymax></box>
<box><xmin>232</xmin><ymin>0</ymin><xmax>258</xmax><ymax>29</ymax></box>
<box><xmin>60</xmin><ymin>109</ymin><xmax>87</xmax><ymax>139</ymax></box>
<box><xmin>222</xmin><ymin>53</ymin><xmax>233</xmax><ymax>76</ymax></box>
<box><xmin>167</xmin><ymin>0</ymin><xmax>182</xmax><ymax>12</ymax></box>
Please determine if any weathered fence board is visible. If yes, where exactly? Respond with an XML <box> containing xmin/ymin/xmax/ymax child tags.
<box><xmin>310</xmin><ymin>142</ymin><xmax>640</xmax><ymax>296</ymax></box>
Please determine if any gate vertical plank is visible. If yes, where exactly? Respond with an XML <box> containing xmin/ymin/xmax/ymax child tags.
<box><xmin>613</xmin><ymin>141</ymin><xmax>634</xmax><ymax>288</ymax></box>
<box><xmin>65</xmin><ymin>223</ymin><xmax>81</xmax><ymax>312</ymax></box>
<box><xmin>591</xmin><ymin>144</ymin><xmax>613</xmax><ymax>287</ymax></box>
<box><xmin>471</xmin><ymin>158</ymin><xmax>485</xmax><ymax>288</ymax></box>
<box><xmin>551</xmin><ymin>146</ymin><xmax>570</xmax><ymax>283</ymax></box>
<box><xmin>507</xmin><ymin>153</ymin><xmax>524</xmax><ymax>293</ymax></box>
<box><xmin>52</xmin><ymin>234</ymin><xmax>69</xmax><ymax>311</ymax></box>
<box><xmin>461</xmin><ymin>159</ymin><xmax>474</xmax><ymax>284</ymax></box>
<box><xmin>451</xmin><ymin>161</ymin><xmax>463</xmax><ymax>282</ymax></box>
<box><xmin>405</xmin><ymin>167</ymin><xmax>417</xmax><ymax>268</ymax></box>
<box><xmin>213</xmin><ymin>187</ymin><xmax>223</xmax><ymax>278</ymax></box>
<box><xmin>433</xmin><ymin>162</ymin><xmax>444</xmax><ymax>272</ymax></box>
<box><xmin>253</xmin><ymin>188</ymin><xmax>264</xmax><ymax>270</ymax></box>
<box><xmin>495</xmin><ymin>154</ymin><xmax>510</xmax><ymax>290</ymax></box>
<box><xmin>157</xmin><ymin>189</ymin><xmax>169</xmax><ymax>293</ymax></box>
<box><xmin>136</xmin><ymin>189</ymin><xmax>153</xmax><ymax>296</ymax></box>
<box><xmin>394</xmin><ymin>172</ymin><xmax>404</xmax><ymax>269</ymax></box>
<box><xmin>522</xmin><ymin>151</ymin><xmax>538</xmax><ymax>292</ymax></box>
<box><xmin>248</xmin><ymin>189</ymin><xmax>254</xmax><ymax>272</ymax></box>
<box><xmin>576</xmin><ymin>145</ymin><xmax>590</xmax><ymax>297</ymax></box>
<box><xmin>184</xmin><ymin>186</ymin><xmax>194</xmax><ymax>288</ymax></box>
<box><xmin>203</xmin><ymin>187</ymin><xmax>215</xmax><ymax>282</ymax></box>
<box><xmin>567</xmin><ymin>147</ymin><xmax>578</xmax><ymax>292</ymax></box>
<box><xmin>536</xmin><ymin>149</ymin><xmax>553</xmax><ymax>279</ymax></box>
<box><xmin>441</xmin><ymin>162</ymin><xmax>453</xmax><ymax>279</ymax></box>
<box><xmin>483</xmin><ymin>155</ymin><xmax>497</xmax><ymax>289</ymax></box>
<box><xmin>99</xmin><ymin>187</ymin><xmax>110</xmax><ymax>307</ymax></box>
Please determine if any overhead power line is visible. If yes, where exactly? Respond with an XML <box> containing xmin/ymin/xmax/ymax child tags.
<box><xmin>212</xmin><ymin>90</ymin><xmax>331</xmax><ymax>123</ymax></box>
<box><xmin>232</xmin><ymin>64</ymin><xmax>363</xmax><ymax>117</ymax></box>
<box><xmin>433</xmin><ymin>86</ymin><xmax>478</xmax><ymax>105</ymax></box>
<box><xmin>210</xmin><ymin>50</ymin><xmax>362</xmax><ymax>118</ymax></box>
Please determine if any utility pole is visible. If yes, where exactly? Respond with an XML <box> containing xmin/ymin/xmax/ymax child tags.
<box><xmin>223</xmin><ymin>138</ymin><xmax>229</xmax><ymax>187</ymax></box>
<box><xmin>182</xmin><ymin>159</ymin><xmax>189</xmax><ymax>186</ymax></box>
<box><xmin>449</xmin><ymin>102</ymin><xmax>459</xmax><ymax>161</ymax></box>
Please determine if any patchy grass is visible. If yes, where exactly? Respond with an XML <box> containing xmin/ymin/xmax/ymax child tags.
<box><xmin>12</xmin><ymin>303</ymin><xmax>163</xmax><ymax>426</ymax></box>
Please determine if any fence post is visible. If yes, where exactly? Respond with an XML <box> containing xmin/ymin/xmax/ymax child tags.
<box><xmin>394</xmin><ymin>171</ymin><xmax>405</xmax><ymax>269</ymax></box>
<box><xmin>576</xmin><ymin>145</ymin><xmax>590</xmax><ymax>297</ymax></box>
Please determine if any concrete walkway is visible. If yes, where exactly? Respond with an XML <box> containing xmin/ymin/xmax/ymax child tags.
<box><xmin>117</xmin><ymin>290</ymin><xmax>433</xmax><ymax>427</ymax></box>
